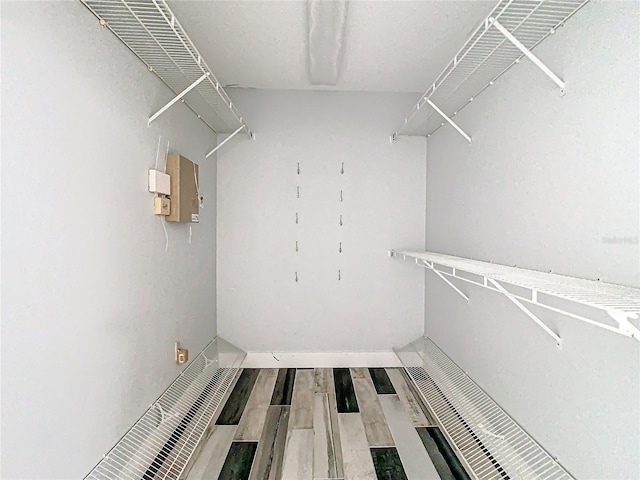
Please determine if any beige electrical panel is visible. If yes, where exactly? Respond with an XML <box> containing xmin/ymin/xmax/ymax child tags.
<box><xmin>165</xmin><ymin>154</ymin><xmax>199</xmax><ymax>223</ymax></box>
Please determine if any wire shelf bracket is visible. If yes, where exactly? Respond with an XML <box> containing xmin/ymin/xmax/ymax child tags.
<box><xmin>390</xmin><ymin>250</ymin><xmax>640</xmax><ymax>343</ymax></box>
<box><xmin>392</xmin><ymin>99</ymin><xmax>472</xmax><ymax>144</ymax></box>
<box><xmin>420</xmin><ymin>258</ymin><xmax>559</xmax><ymax>345</ymax></box>
<box><xmin>490</xmin><ymin>18</ymin><xmax>565</xmax><ymax>91</ymax></box>
<box><xmin>425</xmin><ymin>99</ymin><xmax>472</xmax><ymax>143</ymax></box>
<box><xmin>81</xmin><ymin>0</ymin><xmax>254</xmax><ymax>140</ymax></box>
<box><xmin>391</xmin><ymin>0</ymin><xmax>589</xmax><ymax>140</ymax></box>
<box><xmin>205</xmin><ymin>125</ymin><xmax>248</xmax><ymax>158</ymax></box>
<box><xmin>422</xmin><ymin>260</ymin><xmax>470</xmax><ymax>303</ymax></box>
<box><xmin>488</xmin><ymin>277</ymin><xmax>562</xmax><ymax>346</ymax></box>
<box><xmin>148</xmin><ymin>73</ymin><xmax>210</xmax><ymax>126</ymax></box>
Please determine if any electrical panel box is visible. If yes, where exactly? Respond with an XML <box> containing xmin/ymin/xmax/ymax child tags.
<box><xmin>165</xmin><ymin>154</ymin><xmax>199</xmax><ymax>223</ymax></box>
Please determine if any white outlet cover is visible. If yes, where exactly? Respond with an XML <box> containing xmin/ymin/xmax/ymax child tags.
<box><xmin>148</xmin><ymin>169</ymin><xmax>171</xmax><ymax>195</ymax></box>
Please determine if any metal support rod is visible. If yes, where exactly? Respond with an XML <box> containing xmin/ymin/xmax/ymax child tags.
<box><xmin>422</xmin><ymin>261</ymin><xmax>469</xmax><ymax>302</ymax></box>
<box><xmin>148</xmin><ymin>73</ymin><xmax>210</xmax><ymax>125</ymax></box>
<box><xmin>445</xmin><ymin>269</ymin><xmax>630</xmax><ymax>337</ymax></box>
<box><xmin>205</xmin><ymin>125</ymin><xmax>244</xmax><ymax>158</ymax></box>
<box><xmin>488</xmin><ymin>278</ymin><xmax>562</xmax><ymax>346</ymax></box>
<box><xmin>425</xmin><ymin>99</ymin><xmax>472</xmax><ymax>143</ymax></box>
<box><xmin>490</xmin><ymin>18</ymin><xmax>565</xmax><ymax>91</ymax></box>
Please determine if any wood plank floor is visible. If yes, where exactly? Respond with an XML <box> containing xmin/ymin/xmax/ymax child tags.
<box><xmin>187</xmin><ymin>368</ymin><xmax>470</xmax><ymax>480</ymax></box>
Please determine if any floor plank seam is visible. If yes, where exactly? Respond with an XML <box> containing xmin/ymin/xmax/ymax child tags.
<box><xmin>187</xmin><ymin>367</ymin><xmax>472</xmax><ymax>480</ymax></box>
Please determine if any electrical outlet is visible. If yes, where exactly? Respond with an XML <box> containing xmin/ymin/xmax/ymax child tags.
<box><xmin>175</xmin><ymin>342</ymin><xmax>189</xmax><ymax>364</ymax></box>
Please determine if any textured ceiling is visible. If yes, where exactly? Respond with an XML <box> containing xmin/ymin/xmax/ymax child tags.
<box><xmin>168</xmin><ymin>0</ymin><xmax>495</xmax><ymax>93</ymax></box>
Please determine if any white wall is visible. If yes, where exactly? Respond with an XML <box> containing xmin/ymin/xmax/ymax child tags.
<box><xmin>217</xmin><ymin>90</ymin><xmax>425</xmax><ymax>353</ymax></box>
<box><xmin>424</xmin><ymin>2</ymin><xmax>639</xmax><ymax>479</ymax></box>
<box><xmin>1</xmin><ymin>3</ymin><xmax>218</xmax><ymax>478</ymax></box>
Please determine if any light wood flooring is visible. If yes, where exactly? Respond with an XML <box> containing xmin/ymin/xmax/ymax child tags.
<box><xmin>186</xmin><ymin>368</ymin><xmax>470</xmax><ymax>480</ymax></box>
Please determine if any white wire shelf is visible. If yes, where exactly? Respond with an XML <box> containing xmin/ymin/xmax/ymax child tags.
<box><xmin>392</xmin><ymin>0</ymin><xmax>589</xmax><ymax>141</ymax></box>
<box><xmin>84</xmin><ymin>338</ymin><xmax>246</xmax><ymax>480</ymax></box>
<box><xmin>396</xmin><ymin>336</ymin><xmax>576</xmax><ymax>480</ymax></box>
<box><xmin>81</xmin><ymin>0</ymin><xmax>253</xmax><ymax>137</ymax></box>
<box><xmin>390</xmin><ymin>250</ymin><xmax>640</xmax><ymax>344</ymax></box>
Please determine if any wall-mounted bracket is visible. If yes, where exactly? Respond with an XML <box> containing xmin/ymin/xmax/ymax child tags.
<box><xmin>202</xmin><ymin>354</ymin><xmax>218</xmax><ymax>368</ymax></box>
<box><xmin>390</xmin><ymin>99</ymin><xmax>471</xmax><ymax>144</ymax></box>
<box><xmin>489</xmin><ymin>18</ymin><xmax>565</xmax><ymax>92</ymax></box>
<box><xmin>154</xmin><ymin>403</ymin><xmax>180</xmax><ymax>424</ymax></box>
<box><xmin>390</xmin><ymin>250</ymin><xmax>640</xmax><ymax>344</ymax></box>
<box><xmin>488</xmin><ymin>278</ymin><xmax>562</xmax><ymax>347</ymax></box>
<box><xmin>421</xmin><ymin>260</ymin><xmax>470</xmax><ymax>303</ymax></box>
<box><xmin>205</xmin><ymin>125</ymin><xmax>246</xmax><ymax>158</ymax></box>
<box><xmin>478</xmin><ymin>423</ymin><xmax>506</xmax><ymax>441</ymax></box>
<box><xmin>148</xmin><ymin>72</ymin><xmax>210</xmax><ymax>125</ymax></box>
<box><xmin>425</xmin><ymin>99</ymin><xmax>471</xmax><ymax>143</ymax></box>
<box><xmin>607</xmin><ymin>311</ymin><xmax>640</xmax><ymax>340</ymax></box>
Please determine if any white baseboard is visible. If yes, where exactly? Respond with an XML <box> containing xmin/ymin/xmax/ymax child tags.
<box><xmin>241</xmin><ymin>351</ymin><xmax>402</xmax><ymax>368</ymax></box>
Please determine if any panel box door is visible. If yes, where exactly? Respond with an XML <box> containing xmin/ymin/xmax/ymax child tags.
<box><xmin>166</xmin><ymin>154</ymin><xmax>199</xmax><ymax>223</ymax></box>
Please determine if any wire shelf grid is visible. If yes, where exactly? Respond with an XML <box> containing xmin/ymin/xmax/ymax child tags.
<box><xmin>390</xmin><ymin>250</ymin><xmax>640</xmax><ymax>341</ymax></box>
<box><xmin>396</xmin><ymin>337</ymin><xmax>576</xmax><ymax>480</ymax></box>
<box><xmin>84</xmin><ymin>338</ymin><xmax>245</xmax><ymax>480</ymax></box>
<box><xmin>81</xmin><ymin>0</ymin><xmax>252</xmax><ymax>136</ymax></box>
<box><xmin>393</xmin><ymin>0</ymin><xmax>589</xmax><ymax>139</ymax></box>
